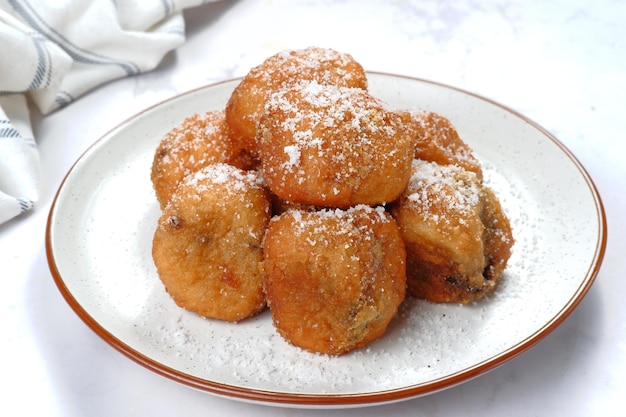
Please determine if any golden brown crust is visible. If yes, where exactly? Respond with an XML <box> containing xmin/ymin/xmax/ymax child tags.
<box><xmin>390</xmin><ymin>160</ymin><xmax>513</xmax><ymax>304</ymax></box>
<box><xmin>480</xmin><ymin>187</ymin><xmax>514</xmax><ymax>282</ymax></box>
<box><xmin>152</xmin><ymin>163</ymin><xmax>271</xmax><ymax>322</ymax></box>
<box><xmin>408</xmin><ymin>111</ymin><xmax>483</xmax><ymax>180</ymax></box>
<box><xmin>263</xmin><ymin>206</ymin><xmax>407</xmax><ymax>355</ymax></box>
<box><xmin>150</xmin><ymin>47</ymin><xmax>516</xmax><ymax>351</ymax></box>
<box><xmin>257</xmin><ymin>81</ymin><xmax>413</xmax><ymax>207</ymax></box>
<box><xmin>150</xmin><ymin>110</ymin><xmax>254</xmax><ymax>209</ymax></box>
<box><xmin>225</xmin><ymin>47</ymin><xmax>368</xmax><ymax>157</ymax></box>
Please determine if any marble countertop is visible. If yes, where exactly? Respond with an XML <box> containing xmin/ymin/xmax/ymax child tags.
<box><xmin>2</xmin><ymin>0</ymin><xmax>624</xmax><ymax>415</ymax></box>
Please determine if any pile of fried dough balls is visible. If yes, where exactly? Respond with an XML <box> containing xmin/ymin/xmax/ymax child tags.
<box><xmin>150</xmin><ymin>47</ymin><xmax>514</xmax><ymax>356</ymax></box>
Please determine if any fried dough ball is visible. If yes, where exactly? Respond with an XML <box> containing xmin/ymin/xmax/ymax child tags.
<box><xmin>152</xmin><ymin>163</ymin><xmax>271</xmax><ymax>322</ymax></box>
<box><xmin>257</xmin><ymin>81</ymin><xmax>414</xmax><ymax>207</ymax></box>
<box><xmin>263</xmin><ymin>205</ymin><xmax>407</xmax><ymax>355</ymax></box>
<box><xmin>390</xmin><ymin>160</ymin><xmax>513</xmax><ymax>304</ymax></box>
<box><xmin>225</xmin><ymin>47</ymin><xmax>368</xmax><ymax>157</ymax></box>
<box><xmin>151</xmin><ymin>110</ymin><xmax>254</xmax><ymax>209</ymax></box>
<box><xmin>408</xmin><ymin>111</ymin><xmax>483</xmax><ymax>180</ymax></box>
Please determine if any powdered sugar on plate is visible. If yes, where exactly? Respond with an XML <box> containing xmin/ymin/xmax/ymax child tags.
<box><xmin>124</xmin><ymin>158</ymin><xmax>543</xmax><ymax>395</ymax></box>
<box><xmin>49</xmin><ymin>74</ymin><xmax>603</xmax><ymax>405</ymax></box>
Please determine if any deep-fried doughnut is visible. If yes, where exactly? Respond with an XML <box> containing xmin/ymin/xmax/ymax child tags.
<box><xmin>390</xmin><ymin>159</ymin><xmax>513</xmax><ymax>304</ymax></box>
<box><xmin>152</xmin><ymin>163</ymin><xmax>270</xmax><ymax>321</ymax></box>
<box><xmin>263</xmin><ymin>205</ymin><xmax>407</xmax><ymax>355</ymax></box>
<box><xmin>151</xmin><ymin>110</ymin><xmax>254</xmax><ymax>209</ymax></box>
<box><xmin>408</xmin><ymin>111</ymin><xmax>483</xmax><ymax>180</ymax></box>
<box><xmin>257</xmin><ymin>81</ymin><xmax>413</xmax><ymax>207</ymax></box>
<box><xmin>225</xmin><ymin>47</ymin><xmax>368</xmax><ymax>157</ymax></box>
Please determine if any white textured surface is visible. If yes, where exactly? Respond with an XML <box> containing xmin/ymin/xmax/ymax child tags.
<box><xmin>1</xmin><ymin>0</ymin><xmax>623</xmax><ymax>416</ymax></box>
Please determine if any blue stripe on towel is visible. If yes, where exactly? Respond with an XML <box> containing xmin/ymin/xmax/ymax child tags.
<box><xmin>17</xmin><ymin>197</ymin><xmax>34</xmax><ymax>213</ymax></box>
<box><xmin>0</xmin><ymin>127</ymin><xmax>21</xmax><ymax>138</ymax></box>
<box><xmin>55</xmin><ymin>91</ymin><xmax>74</xmax><ymax>109</ymax></box>
<box><xmin>0</xmin><ymin>119</ymin><xmax>20</xmax><ymax>139</ymax></box>
<box><xmin>160</xmin><ymin>0</ymin><xmax>172</xmax><ymax>16</ymax></box>
<box><xmin>0</xmin><ymin>119</ymin><xmax>37</xmax><ymax>149</ymax></box>
<box><xmin>9</xmin><ymin>0</ymin><xmax>141</xmax><ymax>76</ymax></box>
<box><xmin>27</xmin><ymin>33</ymin><xmax>54</xmax><ymax>90</ymax></box>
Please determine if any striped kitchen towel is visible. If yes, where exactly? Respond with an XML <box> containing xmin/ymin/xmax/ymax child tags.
<box><xmin>0</xmin><ymin>0</ymin><xmax>219</xmax><ymax>225</ymax></box>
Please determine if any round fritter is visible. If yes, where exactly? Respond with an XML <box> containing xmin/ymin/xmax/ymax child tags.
<box><xmin>150</xmin><ymin>110</ymin><xmax>254</xmax><ymax>209</ymax></box>
<box><xmin>408</xmin><ymin>111</ymin><xmax>483</xmax><ymax>180</ymax></box>
<box><xmin>152</xmin><ymin>163</ymin><xmax>271</xmax><ymax>322</ymax></box>
<box><xmin>263</xmin><ymin>205</ymin><xmax>407</xmax><ymax>355</ymax></box>
<box><xmin>257</xmin><ymin>81</ymin><xmax>414</xmax><ymax>207</ymax></box>
<box><xmin>225</xmin><ymin>47</ymin><xmax>368</xmax><ymax>157</ymax></box>
<box><xmin>390</xmin><ymin>159</ymin><xmax>513</xmax><ymax>304</ymax></box>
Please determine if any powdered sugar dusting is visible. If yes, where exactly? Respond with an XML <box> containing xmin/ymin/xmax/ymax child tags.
<box><xmin>405</xmin><ymin>159</ymin><xmax>481</xmax><ymax>223</ymax></box>
<box><xmin>259</xmin><ymin>79</ymin><xmax>411</xmax><ymax>206</ymax></box>
<box><xmin>269</xmin><ymin>81</ymin><xmax>390</xmax><ymax>145</ymax></box>
<box><xmin>275</xmin><ymin>204</ymin><xmax>391</xmax><ymax>246</ymax></box>
<box><xmin>65</xmin><ymin>68</ymin><xmax>603</xmax><ymax>403</ymax></box>
<box><xmin>182</xmin><ymin>163</ymin><xmax>264</xmax><ymax>195</ymax></box>
<box><xmin>134</xmin><ymin>155</ymin><xmax>546</xmax><ymax>396</ymax></box>
<box><xmin>157</xmin><ymin>111</ymin><xmax>233</xmax><ymax>169</ymax></box>
<box><xmin>281</xmin><ymin>144</ymin><xmax>301</xmax><ymax>169</ymax></box>
<box><xmin>257</xmin><ymin>46</ymin><xmax>366</xmax><ymax>87</ymax></box>
<box><xmin>412</xmin><ymin>110</ymin><xmax>476</xmax><ymax>164</ymax></box>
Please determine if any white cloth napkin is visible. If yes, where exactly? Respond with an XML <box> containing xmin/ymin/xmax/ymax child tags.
<box><xmin>0</xmin><ymin>0</ymin><xmax>218</xmax><ymax>224</ymax></box>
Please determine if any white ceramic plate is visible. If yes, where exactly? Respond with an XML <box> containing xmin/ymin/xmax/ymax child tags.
<box><xmin>46</xmin><ymin>73</ymin><xmax>606</xmax><ymax>408</ymax></box>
